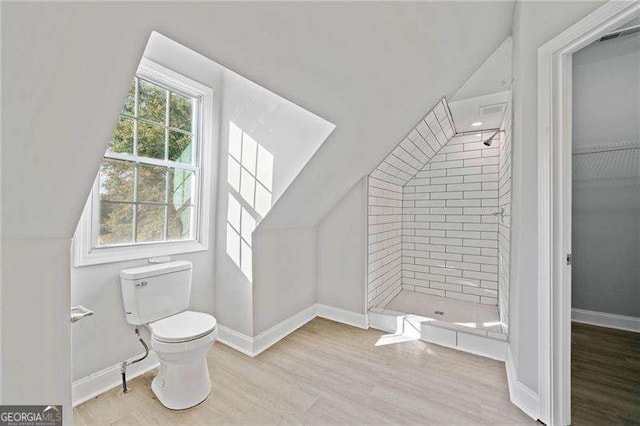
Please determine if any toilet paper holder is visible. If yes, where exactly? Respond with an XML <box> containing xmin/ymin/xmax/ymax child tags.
<box><xmin>71</xmin><ymin>305</ymin><xmax>94</xmax><ymax>323</ymax></box>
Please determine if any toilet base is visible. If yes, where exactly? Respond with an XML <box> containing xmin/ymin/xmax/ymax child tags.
<box><xmin>149</xmin><ymin>330</ymin><xmax>217</xmax><ymax>410</ymax></box>
<box><xmin>151</xmin><ymin>368</ymin><xmax>211</xmax><ymax>410</ymax></box>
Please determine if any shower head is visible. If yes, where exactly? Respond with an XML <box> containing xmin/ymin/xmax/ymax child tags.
<box><xmin>483</xmin><ymin>130</ymin><xmax>503</xmax><ymax>147</ymax></box>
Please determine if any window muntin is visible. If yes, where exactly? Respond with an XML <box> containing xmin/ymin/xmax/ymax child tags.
<box><xmin>96</xmin><ymin>77</ymin><xmax>199</xmax><ymax>247</ymax></box>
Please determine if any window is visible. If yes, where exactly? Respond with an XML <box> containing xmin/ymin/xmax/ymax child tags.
<box><xmin>74</xmin><ymin>59</ymin><xmax>214</xmax><ymax>266</ymax></box>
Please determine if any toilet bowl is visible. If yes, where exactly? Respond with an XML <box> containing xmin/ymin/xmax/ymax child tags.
<box><xmin>147</xmin><ymin>311</ymin><xmax>218</xmax><ymax>410</ymax></box>
<box><xmin>120</xmin><ymin>261</ymin><xmax>217</xmax><ymax>410</ymax></box>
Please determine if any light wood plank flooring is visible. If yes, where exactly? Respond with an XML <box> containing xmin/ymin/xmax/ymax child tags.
<box><xmin>74</xmin><ymin>318</ymin><xmax>533</xmax><ymax>425</ymax></box>
<box><xmin>572</xmin><ymin>323</ymin><xmax>640</xmax><ymax>425</ymax></box>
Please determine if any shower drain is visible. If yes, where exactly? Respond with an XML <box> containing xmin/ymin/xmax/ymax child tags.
<box><xmin>434</xmin><ymin>310</ymin><xmax>444</xmax><ymax>315</ymax></box>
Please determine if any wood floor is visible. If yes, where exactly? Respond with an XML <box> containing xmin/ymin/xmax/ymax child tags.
<box><xmin>572</xmin><ymin>323</ymin><xmax>640</xmax><ymax>425</ymax></box>
<box><xmin>74</xmin><ymin>318</ymin><xmax>533</xmax><ymax>425</ymax></box>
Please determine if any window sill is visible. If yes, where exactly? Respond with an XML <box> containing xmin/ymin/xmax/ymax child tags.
<box><xmin>73</xmin><ymin>240</ymin><xmax>208</xmax><ymax>267</ymax></box>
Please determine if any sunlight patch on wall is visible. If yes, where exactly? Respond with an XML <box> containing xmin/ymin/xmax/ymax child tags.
<box><xmin>226</xmin><ymin>121</ymin><xmax>274</xmax><ymax>280</ymax></box>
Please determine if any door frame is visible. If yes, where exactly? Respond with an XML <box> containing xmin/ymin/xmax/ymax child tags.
<box><xmin>537</xmin><ymin>1</ymin><xmax>640</xmax><ymax>425</ymax></box>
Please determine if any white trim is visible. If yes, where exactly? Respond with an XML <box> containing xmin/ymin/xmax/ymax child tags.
<box><xmin>253</xmin><ymin>305</ymin><xmax>317</xmax><ymax>356</ymax></box>
<box><xmin>217</xmin><ymin>325</ymin><xmax>254</xmax><ymax>357</ymax></box>
<box><xmin>368</xmin><ymin>310</ymin><xmax>507</xmax><ymax>361</ymax></box>
<box><xmin>537</xmin><ymin>2</ymin><xmax>640</xmax><ymax>425</ymax></box>
<box><xmin>317</xmin><ymin>304</ymin><xmax>368</xmax><ymax>329</ymax></box>
<box><xmin>572</xmin><ymin>308</ymin><xmax>640</xmax><ymax>333</ymax></box>
<box><xmin>218</xmin><ymin>303</ymin><xmax>368</xmax><ymax>357</ymax></box>
<box><xmin>72</xmin><ymin>351</ymin><xmax>159</xmax><ymax>407</ymax></box>
<box><xmin>506</xmin><ymin>345</ymin><xmax>540</xmax><ymax>421</ymax></box>
<box><xmin>73</xmin><ymin>58</ymin><xmax>215</xmax><ymax>267</ymax></box>
<box><xmin>367</xmin><ymin>311</ymin><xmax>398</xmax><ymax>333</ymax></box>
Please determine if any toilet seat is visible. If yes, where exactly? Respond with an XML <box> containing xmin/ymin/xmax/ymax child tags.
<box><xmin>148</xmin><ymin>311</ymin><xmax>217</xmax><ymax>343</ymax></box>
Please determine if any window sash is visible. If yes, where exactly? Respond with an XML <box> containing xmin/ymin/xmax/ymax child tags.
<box><xmin>74</xmin><ymin>58</ymin><xmax>214</xmax><ymax>267</ymax></box>
<box><xmin>92</xmin><ymin>75</ymin><xmax>201</xmax><ymax>249</ymax></box>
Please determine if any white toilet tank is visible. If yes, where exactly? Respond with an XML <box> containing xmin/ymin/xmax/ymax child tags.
<box><xmin>120</xmin><ymin>261</ymin><xmax>192</xmax><ymax>325</ymax></box>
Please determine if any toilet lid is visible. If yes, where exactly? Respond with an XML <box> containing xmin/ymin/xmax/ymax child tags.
<box><xmin>148</xmin><ymin>311</ymin><xmax>217</xmax><ymax>343</ymax></box>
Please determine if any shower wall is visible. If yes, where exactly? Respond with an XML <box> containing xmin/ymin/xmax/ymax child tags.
<box><xmin>368</xmin><ymin>100</ymin><xmax>455</xmax><ymax>309</ymax></box>
<box><xmin>402</xmin><ymin>132</ymin><xmax>500</xmax><ymax>305</ymax></box>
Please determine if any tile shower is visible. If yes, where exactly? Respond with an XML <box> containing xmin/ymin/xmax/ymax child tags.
<box><xmin>367</xmin><ymin>98</ymin><xmax>512</xmax><ymax>346</ymax></box>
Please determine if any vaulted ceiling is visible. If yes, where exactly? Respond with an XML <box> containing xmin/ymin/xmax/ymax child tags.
<box><xmin>2</xmin><ymin>1</ymin><xmax>515</xmax><ymax>238</ymax></box>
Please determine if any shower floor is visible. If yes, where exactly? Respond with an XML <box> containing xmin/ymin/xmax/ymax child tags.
<box><xmin>370</xmin><ymin>290</ymin><xmax>506</xmax><ymax>338</ymax></box>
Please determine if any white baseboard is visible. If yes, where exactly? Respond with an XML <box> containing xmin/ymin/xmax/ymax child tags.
<box><xmin>218</xmin><ymin>304</ymin><xmax>319</xmax><ymax>357</ymax></box>
<box><xmin>317</xmin><ymin>304</ymin><xmax>368</xmax><ymax>329</ymax></box>
<box><xmin>217</xmin><ymin>325</ymin><xmax>254</xmax><ymax>357</ymax></box>
<box><xmin>72</xmin><ymin>351</ymin><xmax>159</xmax><ymax>407</ymax></box>
<box><xmin>253</xmin><ymin>304</ymin><xmax>317</xmax><ymax>355</ymax></box>
<box><xmin>572</xmin><ymin>308</ymin><xmax>640</xmax><ymax>333</ymax></box>
<box><xmin>505</xmin><ymin>345</ymin><xmax>539</xmax><ymax>421</ymax></box>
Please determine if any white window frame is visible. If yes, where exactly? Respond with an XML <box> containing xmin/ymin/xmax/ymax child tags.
<box><xmin>73</xmin><ymin>58</ymin><xmax>214</xmax><ymax>267</ymax></box>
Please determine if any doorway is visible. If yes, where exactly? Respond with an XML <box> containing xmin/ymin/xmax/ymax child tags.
<box><xmin>537</xmin><ymin>2</ymin><xmax>640</xmax><ymax>425</ymax></box>
<box><xmin>570</xmin><ymin>21</ymin><xmax>640</xmax><ymax>423</ymax></box>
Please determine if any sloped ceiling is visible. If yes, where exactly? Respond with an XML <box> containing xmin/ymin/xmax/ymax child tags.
<box><xmin>451</xmin><ymin>36</ymin><xmax>513</xmax><ymax>102</ymax></box>
<box><xmin>370</xmin><ymin>99</ymin><xmax>456</xmax><ymax>187</ymax></box>
<box><xmin>2</xmin><ymin>2</ymin><xmax>515</xmax><ymax>239</ymax></box>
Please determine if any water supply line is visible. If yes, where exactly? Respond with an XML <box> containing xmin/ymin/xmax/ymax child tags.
<box><xmin>120</xmin><ymin>327</ymin><xmax>149</xmax><ymax>394</ymax></box>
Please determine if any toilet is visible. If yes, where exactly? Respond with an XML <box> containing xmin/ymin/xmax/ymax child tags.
<box><xmin>120</xmin><ymin>261</ymin><xmax>217</xmax><ymax>410</ymax></box>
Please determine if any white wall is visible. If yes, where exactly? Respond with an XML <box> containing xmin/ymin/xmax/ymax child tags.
<box><xmin>509</xmin><ymin>0</ymin><xmax>605</xmax><ymax>399</ymax></box>
<box><xmin>573</xmin><ymin>33</ymin><xmax>640</xmax><ymax>148</ymax></box>
<box><xmin>572</xmin><ymin>176</ymin><xmax>640</xmax><ymax>317</ymax></box>
<box><xmin>214</xmin><ymin>69</ymin><xmax>333</xmax><ymax>336</ymax></box>
<box><xmin>318</xmin><ymin>178</ymin><xmax>367</xmax><ymax>314</ymax></box>
<box><xmin>252</xmin><ymin>226</ymin><xmax>318</xmax><ymax>335</ymax></box>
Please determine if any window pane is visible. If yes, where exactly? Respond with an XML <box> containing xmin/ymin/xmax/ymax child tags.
<box><xmin>256</xmin><ymin>145</ymin><xmax>274</xmax><ymax>191</ymax></box>
<box><xmin>108</xmin><ymin>116</ymin><xmax>134</xmax><ymax>154</ymax></box>
<box><xmin>136</xmin><ymin>204</ymin><xmax>166</xmax><ymax>243</ymax></box>
<box><xmin>99</xmin><ymin>159</ymin><xmax>134</xmax><ymax>202</ymax></box>
<box><xmin>169</xmin><ymin>169</ymin><xmax>193</xmax><ymax>208</ymax></box>
<box><xmin>241</xmin><ymin>240</ymin><xmax>252</xmax><ymax>281</ymax></box>
<box><xmin>226</xmin><ymin>224</ymin><xmax>240</xmax><ymax>266</ymax></box>
<box><xmin>227</xmin><ymin>194</ymin><xmax>241</xmax><ymax>231</ymax></box>
<box><xmin>240</xmin><ymin>168</ymin><xmax>255</xmax><ymax>206</ymax></box>
<box><xmin>98</xmin><ymin>201</ymin><xmax>133</xmax><ymax>246</ymax></box>
<box><xmin>122</xmin><ymin>81</ymin><xmax>135</xmax><ymax>116</ymax></box>
<box><xmin>255</xmin><ymin>182</ymin><xmax>272</xmax><ymax>217</ymax></box>
<box><xmin>168</xmin><ymin>130</ymin><xmax>193</xmax><ymax>164</ymax></box>
<box><xmin>227</xmin><ymin>157</ymin><xmax>240</xmax><ymax>192</ymax></box>
<box><xmin>137</xmin><ymin>121</ymin><xmax>165</xmax><ymax>160</ymax></box>
<box><xmin>138</xmin><ymin>79</ymin><xmax>167</xmax><ymax>124</ymax></box>
<box><xmin>168</xmin><ymin>205</ymin><xmax>192</xmax><ymax>241</ymax></box>
<box><xmin>228</xmin><ymin>122</ymin><xmax>242</xmax><ymax>161</ymax></box>
<box><xmin>241</xmin><ymin>133</ymin><xmax>257</xmax><ymax>174</ymax></box>
<box><xmin>241</xmin><ymin>208</ymin><xmax>256</xmax><ymax>246</ymax></box>
<box><xmin>169</xmin><ymin>92</ymin><xmax>192</xmax><ymax>131</ymax></box>
<box><xmin>137</xmin><ymin>164</ymin><xmax>167</xmax><ymax>203</ymax></box>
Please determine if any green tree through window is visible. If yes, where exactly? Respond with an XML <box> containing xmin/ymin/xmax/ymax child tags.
<box><xmin>98</xmin><ymin>78</ymin><xmax>198</xmax><ymax>246</ymax></box>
